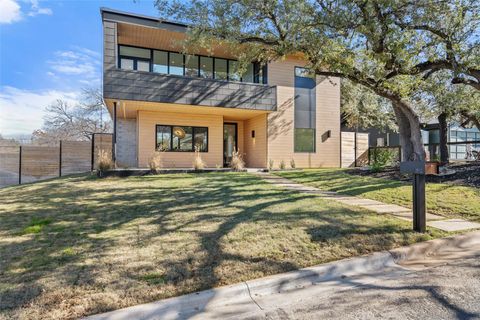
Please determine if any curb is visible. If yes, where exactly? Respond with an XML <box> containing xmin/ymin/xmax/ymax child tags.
<box><xmin>85</xmin><ymin>230</ymin><xmax>480</xmax><ymax>320</ymax></box>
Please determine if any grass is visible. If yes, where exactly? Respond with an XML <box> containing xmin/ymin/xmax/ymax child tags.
<box><xmin>0</xmin><ymin>172</ymin><xmax>446</xmax><ymax>319</ymax></box>
<box><xmin>275</xmin><ymin>169</ymin><xmax>480</xmax><ymax>222</ymax></box>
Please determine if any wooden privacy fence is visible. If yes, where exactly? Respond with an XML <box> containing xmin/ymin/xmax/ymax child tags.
<box><xmin>0</xmin><ymin>133</ymin><xmax>112</xmax><ymax>187</ymax></box>
<box><xmin>341</xmin><ymin>131</ymin><xmax>369</xmax><ymax>168</ymax></box>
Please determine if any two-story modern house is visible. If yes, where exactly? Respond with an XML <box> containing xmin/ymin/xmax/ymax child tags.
<box><xmin>101</xmin><ymin>8</ymin><xmax>341</xmax><ymax>169</ymax></box>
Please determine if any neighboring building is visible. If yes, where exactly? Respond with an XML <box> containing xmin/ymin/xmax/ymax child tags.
<box><xmin>101</xmin><ymin>8</ymin><xmax>341</xmax><ymax>168</ymax></box>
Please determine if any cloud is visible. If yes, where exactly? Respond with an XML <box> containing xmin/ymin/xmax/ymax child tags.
<box><xmin>0</xmin><ymin>86</ymin><xmax>79</xmax><ymax>135</ymax></box>
<box><xmin>0</xmin><ymin>0</ymin><xmax>21</xmax><ymax>24</ymax></box>
<box><xmin>0</xmin><ymin>0</ymin><xmax>52</xmax><ymax>24</ymax></box>
<box><xmin>27</xmin><ymin>0</ymin><xmax>52</xmax><ymax>16</ymax></box>
<box><xmin>47</xmin><ymin>48</ymin><xmax>101</xmax><ymax>85</ymax></box>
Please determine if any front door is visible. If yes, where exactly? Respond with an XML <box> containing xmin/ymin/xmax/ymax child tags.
<box><xmin>223</xmin><ymin>123</ymin><xmax>237</xmax><ymax>166</ymax></box>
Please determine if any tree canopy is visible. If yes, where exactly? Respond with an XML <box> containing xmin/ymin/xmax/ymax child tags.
<box><xmin>156</xmin><ymin>0</ymin><xmax>480</xmax><ymax>161</ymax></box>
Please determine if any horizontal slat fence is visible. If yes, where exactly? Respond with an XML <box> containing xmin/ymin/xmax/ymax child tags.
<box><xmin>0</xmin><ymin>133</ymin><xmax>112</xmax><ymax>187</ymax></box>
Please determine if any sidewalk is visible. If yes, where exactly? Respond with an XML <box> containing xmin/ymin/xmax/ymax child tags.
<box><xmin>256</xmin><ymin>172</ymin><xmax>480</xmax><ymax>232</ymax></box>
<box><xmin>85</xmin><ymin>231</ymin><xmax>480</xmax><ymax>320</ymax></box>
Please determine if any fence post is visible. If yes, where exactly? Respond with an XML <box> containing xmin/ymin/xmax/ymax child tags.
<box><xmin>18</xmin><ymin>146</ymin><xmax>22</xmax><ymax>185</ymax></box>
<box><xmin>59</xmin><ymin>140</ymin><xmax>62</xmax><ymax>177</ymax></box>
<box><xmin>91</xmin><ymin>133</ymin><xmax>95</xmax><ymax>171</ymax></box>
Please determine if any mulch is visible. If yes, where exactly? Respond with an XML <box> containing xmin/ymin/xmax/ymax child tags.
<box><xmin>347</xmin><ymin>162</ymin><xmax>480</xmax><ymax>188</ymax></box>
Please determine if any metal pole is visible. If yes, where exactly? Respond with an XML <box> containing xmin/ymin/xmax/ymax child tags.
<box><xmin>91</xmin><ymin>133</ymin><xmax>95</xmax><ymax>171</ymax></box>
<box><xmin>413</xmin><ymin>173</ymin><xmax>426</xmax><ymax>232</ymax></box>
<box><xmin>18</xmin><ymin>146</ymin><xmax>22</xmax><ymax>185</ymax></box>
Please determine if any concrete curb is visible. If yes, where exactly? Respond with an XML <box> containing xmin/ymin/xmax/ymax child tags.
<box><xmin>85</xmin><ymin>230</ymin><xmax>480</xmax><ymax>320</ymax></box>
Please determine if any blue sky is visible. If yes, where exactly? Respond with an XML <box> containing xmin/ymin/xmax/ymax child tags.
<box><xmin>0</xmin><ymin>0</ymin><xmax>159</xmax><ymax>137</ymax></box>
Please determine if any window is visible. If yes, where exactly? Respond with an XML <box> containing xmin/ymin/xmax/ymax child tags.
<box><xmin>242</xmin><ymin>63</ymin><xmax>254</xmax><ymax>83</ymax></box>
<box><xmin>294</xmin><ymin>128</ymin><xmax>315</xmax><ymax>152</ymax></box>
<box><xmin>228</xmin><ymin>60</ymin><xmax>241</xmax><ymax>81</ymax></box>
<box><xmin>119</xmin><ymin>45</ymin><xmax>151</xmax><ymax>71</ymax></box>
<box><xmin>156</xmin><ymin>125</ymin><xmax>208</xmax><ymax>152</ymax></box>
<box><xmin>185</xmin><ymin>55</ymin><xmax>199</xmax><ymax>77</ymax></box>
<box><xmin>120</xmin><ymin>58</ymin><xmax>134</xmax><ymax>70</ymax></box>
<box><xmin>118</xmin><ymin>45</ymin><xmax>264</xmax><ymax>84</ymax></box>
<box><xmin>169</xmin><ymin>53</ymin><xmax>184</xmax><ymax>75</ymax></box>
<box><xmin>199</xmin><ymin>57</ymin><xmax>213</xmax><ymax>78</ymax></box>
<box><xmin>214</xmin><ymin>58</ymin><xmax>228</xmax><ymax>80</ymax></box>
<box><xmin>153</xmin><ymin>51</ymin><xmax>168</xmax><ymax>74</ymax></box>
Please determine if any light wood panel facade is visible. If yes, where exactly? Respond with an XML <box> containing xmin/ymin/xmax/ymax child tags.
<box><xmin>267</xmin><ymin>58</ymin><xmax>341</xmax><ymax>168</ymax></box>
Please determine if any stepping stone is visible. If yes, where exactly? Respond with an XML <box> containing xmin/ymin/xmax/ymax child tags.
<box><xmin>427</xmin><ymin>219</ymin><xmax>480</xmax><ymax>232</ymax></box>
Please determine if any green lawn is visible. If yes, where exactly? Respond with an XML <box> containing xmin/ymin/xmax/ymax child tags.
<box><xmin>275</xmin><ymin>169</ymin><xmax>480</xmax><ymax>222</ymax></box>
<box><xmin>0</xmin><ymin>173</ymin><xmax>445</xmax><ymax>319</ymax></box>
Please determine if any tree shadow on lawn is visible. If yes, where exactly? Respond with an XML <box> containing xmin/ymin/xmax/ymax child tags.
<box><xmin>0</xmin><ymin>172</ymin><xmax>440</xmax><ymax>319</ymax></box>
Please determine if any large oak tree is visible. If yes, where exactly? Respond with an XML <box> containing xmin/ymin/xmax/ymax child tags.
<box><xmin>156</xmin><ymin>0</ymin><xmax>479</xmax><ymax>161</ymax></box>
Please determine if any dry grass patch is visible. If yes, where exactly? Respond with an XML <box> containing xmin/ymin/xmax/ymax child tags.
<box><xmin>0</xmin><ymin>173</ymin><xmax>445</xmax><ymax>319</ymax></box>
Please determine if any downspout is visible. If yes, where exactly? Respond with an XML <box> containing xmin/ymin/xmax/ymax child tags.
<box><xmin>113</xmin><ymin>101</ymin><xmax>117</xmax><ymax>168</ymax></box>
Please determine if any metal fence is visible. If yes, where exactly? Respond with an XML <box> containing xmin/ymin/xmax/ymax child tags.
<box><xmin>368</xmin><ymin>146</ymin><xmax>402</xmax><ymax>166</ymax></box>
<box><xmin>0</xmin><ymin>133</ymin><xmax>112</xmax><ymax>187</ymax></box>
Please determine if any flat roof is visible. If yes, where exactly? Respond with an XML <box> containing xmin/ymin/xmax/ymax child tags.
<box><xmin>100</xmin><ymin>7</ymin><xmax>188</xmax><ymax>32</ymax></box>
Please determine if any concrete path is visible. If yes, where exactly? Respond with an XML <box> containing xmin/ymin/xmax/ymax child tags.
<box><xmin>85</xmin><ymin>231</ymin><xmax>480</xmax><ymax>320</ymax></box>
<box><xmin>256</xmin><ymin>172</ymin><xmax>480</xmax><ymax>232</ymax></box>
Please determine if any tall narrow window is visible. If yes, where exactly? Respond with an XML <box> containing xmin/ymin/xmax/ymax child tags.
<box><xmin>294</xmin><ymin>67</ymin><xmax>316</xmax><ymax>153</ymax></box>
<box><xmin>242</xmin><ymin>63</ymin><xmax>254</xmax><ymax>83</ymax></box>
<box><xmin>214</xmin><ymin>58</ymin><xmax>228</xmax><ymax>80</ymax></box>
<box><xmin>199</xmin><ymin>57</ymin><xmax>213</xmax><ymax>78</ymax></box>
<box><xmin>156</xmin><ymin>125</ymin><xmax>171</xmax><ymax>151</ymax></box>
<box><xmin>169</xmin><ymin>53</ymin><xmax>184</xmax><ymax>76</ymax></box>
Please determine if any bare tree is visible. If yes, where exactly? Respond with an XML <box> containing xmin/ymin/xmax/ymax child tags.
<box><xmin>32</xmin><ymin>88</ymin><xmax>111</xmax><ymax>145</ymax></box>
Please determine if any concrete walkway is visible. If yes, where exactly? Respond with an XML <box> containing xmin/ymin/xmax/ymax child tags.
<box><xmin>85</xmin><ymin>231</ymin><xmax>480</xmax><ymax>320</ymax></box>
<box><xmin>255</xmin><ymin>172</ymin><xmax>480</xmax><ymax>232</ymax></box>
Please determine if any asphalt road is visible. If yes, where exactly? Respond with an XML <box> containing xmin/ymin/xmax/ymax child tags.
<box><xmin>254</xmin><ymin>256</ymin><xmax>480</xmax><ymax>320</ymax></box>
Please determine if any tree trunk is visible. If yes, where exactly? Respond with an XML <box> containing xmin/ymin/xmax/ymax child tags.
<box><xmin>438</xmin><ymin>112</ymin><xmax>449</xmax><ymax>164</ymax></box>
<box><xmin>391</xmin><ymin>101</ymin><xmax>425</xmax><ymax>162</ymax></box>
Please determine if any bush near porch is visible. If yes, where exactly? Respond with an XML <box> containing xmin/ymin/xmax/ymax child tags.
<box><xmin>0</xmin><ymin>173</ymin><xmax>445</xmax><ymax>319</ymax></box>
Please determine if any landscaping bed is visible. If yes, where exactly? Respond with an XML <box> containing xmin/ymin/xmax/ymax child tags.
<box><xmin>347</xmin><ymin>161</ymin><xmax>480</xmax><ymax>188</ymax></box>
<box><xmin>0</xmin><ymin>173</ymin><xmax>444</xmax><ymax>319</ymax></box>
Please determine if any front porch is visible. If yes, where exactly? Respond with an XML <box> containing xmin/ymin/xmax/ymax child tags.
<box><xmin>104</xmin><ymin>99</ymin><xmax>269</xmax><ymax>169</ymax></box>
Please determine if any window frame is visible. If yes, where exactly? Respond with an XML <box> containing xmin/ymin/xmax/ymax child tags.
<box><xmin>117</xmin><ymin>44</ymin><xmax>266</xmax><ymax>84</ymax></box>
<box><xmin>155</xmin><ymin>124</ymin><xmax>209</xmax><ymax>153</ymax></box>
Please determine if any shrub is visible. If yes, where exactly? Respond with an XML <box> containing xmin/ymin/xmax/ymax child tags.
<box><xmin>370</xmin><ymin>148</ymin><xmax>396</xmax><ymax>172</ymax></box>
<box><xmin>268</xmin><ymin>159</ymin><xmax>274</xmax><ymax>171</ymax></box>
<box><xmin>149</xmin><ymin>151</ymin><xmax>164</xmax><ymax>172</ymax></box>
<box><xmin>230</xmin><ymin>148</ymin><xmax>245</xmax><ymax>171</ymax></box>
<box><xmin>193</xmin><ymin>147</ymin><xmax>206</xmax><ymax>170</ymax></box>
<box><xmin>279</xmin><ymin>160</ymin><xmax>286</xmax><ymax>170</ymax></box>
<box><xmin>290</xmin><ymin>159</ymin><xmax>296</xmax><ymax>169</ymax></box>
<box><xmin>97</xmin><ymin>150</ymin><xmax>113</xmax><ymax>176</ymax></box>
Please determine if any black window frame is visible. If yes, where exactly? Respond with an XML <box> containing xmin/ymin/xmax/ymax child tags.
<box><xmin>155</xmin><ymin>124</ymin><xmax>209</xmax><ymax>152</ymax></box>
<box><xmin>117</xmin><ymin>44</ymin><xmax>267</xmax><ymax>84</ymax></box>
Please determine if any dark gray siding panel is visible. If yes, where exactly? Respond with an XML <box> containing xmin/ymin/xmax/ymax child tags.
<box><xmin>104</xmin><ymin>69</ymin><xmax>277</xmax><ymax>111</ymax></box>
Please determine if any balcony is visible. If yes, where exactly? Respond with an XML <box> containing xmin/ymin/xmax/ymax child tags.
<box><xmin>103</xmin><ymin>69</ymin><xmax>277</xmax><ymax>111</ymax></box>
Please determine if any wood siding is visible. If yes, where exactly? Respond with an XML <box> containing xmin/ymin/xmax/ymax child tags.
<box><xmin>244</xmin><ymin>114</ymin><xmax>268</xmax><ymax>168</ymax></box>
<box><xmin>137</xmin><ymin>110</ymin><xmax>223</xmax><ymax>168</ymax></box>
<box><xmin>267</xmin><ymin>58</ymin><xmax>341</xmax><ymax>168</ymax></box>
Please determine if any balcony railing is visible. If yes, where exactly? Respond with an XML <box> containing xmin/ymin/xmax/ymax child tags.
<box><xmin>104</xmin><ymin>69</ymin><xmax>277</xmax><ymax>111</ymax></box>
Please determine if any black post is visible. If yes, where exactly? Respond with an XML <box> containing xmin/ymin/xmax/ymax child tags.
<box><xmin>413</xmin><ymin>173</ymin><xmax>426</xmax><ymax>232</ymax></box>
<box><xmin>18</xmin><ymin>146</ymin><xmax>22</xmax><ymax>185</ymax></box>
<box><xmin>113</xmin><ymin>102</ymin><xmax>117</xmax><ymax>166</ymax></box>
<box><xmin>59</xmin><ymin>140</ymin><xmax>62</xmax><ymax>177</ymax></box>
<box><xmin>91</xmin><ymin>133</ymin><xmax>95</xmax><ymax>171</ymax></box>
<box><xmin>354</xmin><ymin>130</ymin><xmax>358</xmax><ymax>167</ymax></box>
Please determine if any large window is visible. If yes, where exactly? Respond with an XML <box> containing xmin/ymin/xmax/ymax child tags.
<box><xmin>119</xmin><ymin>46</ymin><xmax>151</xmax><ymax>71</ymax></box>
<box><xmin>294</xmin><ymin>128</ymin><xmax>315</xmax><ymax>153</ymax></box>
<box><xmin>156</xmin><ymin>125</ymin><xmax>208</xmax><ymax>152</ymax></box>
<box><xmin>118</xmin><ymin>45</ymin><xmax>265</xmax><ymax>84</ymax></box>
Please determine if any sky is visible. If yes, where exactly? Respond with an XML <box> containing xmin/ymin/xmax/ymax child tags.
<box><xmin>0</xmin><ymin>0</ymin><xmax>160</xmax><ymax>138</ymax></box>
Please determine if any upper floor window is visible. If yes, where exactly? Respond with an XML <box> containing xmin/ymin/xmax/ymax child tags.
<box><xmin>119</xmin><ymin>46</ymin><xmax>151</xmax><ymax>72</ymax></box>
<box><xmin>118</xmin><ymin>45</ymin><xmax>267</xmax><ymax>84</ymax></box>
